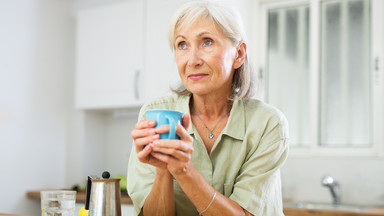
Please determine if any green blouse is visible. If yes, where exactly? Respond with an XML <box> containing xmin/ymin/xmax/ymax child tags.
<box><xmin>127</xmin><ymin>94</ymin><xmax>289</xmax><ymax>216</ymax></box>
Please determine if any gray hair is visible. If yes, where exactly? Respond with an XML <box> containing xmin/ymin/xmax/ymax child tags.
<box><xmin>168</xmin><ymin>0</ymin><xmax>256</xmax><ymax>100</ymax></box>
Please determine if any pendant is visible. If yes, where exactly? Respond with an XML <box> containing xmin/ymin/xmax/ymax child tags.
<box><xmin>208</xmin><ymin>133</ymin><xmax>214</xmax><ymax>139</ymax></box>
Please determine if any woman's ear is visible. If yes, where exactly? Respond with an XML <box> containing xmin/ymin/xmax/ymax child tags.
<box><xmin>233</xmin><ymin>41</ymin><xmax>247</xmax><ymax>69</ymax></box>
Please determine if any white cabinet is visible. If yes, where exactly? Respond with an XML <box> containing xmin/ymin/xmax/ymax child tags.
<box><xmin>76</xmin><ymin>0</ymin><xmax>144</xmax><ymax>109</ymax></box>
<box><xmin>74</xmin><ymin>0</ymin><xmax>249</xmax><ymax>109</ymax></box>
<box><xmin>75</xmin><ymin>0</ymin><xmax>190</xmax><ymax>109</ymax></box>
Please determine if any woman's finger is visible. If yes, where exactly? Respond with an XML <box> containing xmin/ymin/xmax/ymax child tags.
<box><xmin>151</xmin><ymin>152</ymin><xmax>190</xmax><ymax>176</ymax></box>
<box><xmin>151</xmin><ymin>151</ymin><xmax>179</xmax><ymax>164</ymax></box>
<box><xmin>152</xmin><ymin>140</ymin><xmax>193</xmax><ymax>161</ymax></box>
<box><xmin>182</xmin><ymin>113</ymin><xmax>190</xmax><ymax>130</ymax></box>
<box><xmin>134</xmin><ymin>134</ymin><xmax>160</xmax><ymax>152</ymax></box>
<box><xmin>152</xmin><ymin>139</ymin><xmax>191</xmax><ymax>153</ymax></box>
<box><xmin>131</xmin><ymin>127</ymin><xmax>156</xmax><ymax>140</ymax></box>
<box><xmin>176</xmin><ymin>124</ymin><xmax>193</xmax><ymax>143</ymax></box>
<box><xmin>137</xmin><ymin>144</ymin><xmax>153</xmax><ymax>160</ymax></box>
<box><xmin>153</xmin><ymin>124</ymin><xmax>170</xmax><ymax>135</ymax></box>
<box><xmin>152</xmin><ymin>147</ymin><xmax>191</xmax><ymax>162</ymax></box>
<box><xmin>137</xmin><ymin>144</ymin><xmax>168</xmax><ymax>169</ymax></box>
<box><xmin>135</xmin><ymin>120</ymin><xmax>156</xmax><ymax>129</ymax></box>
<box><xmin>131</xmin><ymin>120</ymin><xmax>157</xmax><ymax>142</ymax></box>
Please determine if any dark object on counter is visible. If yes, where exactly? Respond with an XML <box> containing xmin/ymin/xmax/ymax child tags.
<box><xmin>85</xmin><ymin>176</ymin><xmax>92</xmax><ymax>210</ymax></box>
<box><xmin>72</xmin><ymin>184</ymin><xmax>79</xmax><ymax>191</ymax></box>
<box><xmin>71</xmin><ymin>183</ymin><xmax>86</xmax><ymax>192</ymax></box>
<box><xmin>102</xmin><ymin>171</ymin><xmax>110</xmax><ymax>179</ymax></box>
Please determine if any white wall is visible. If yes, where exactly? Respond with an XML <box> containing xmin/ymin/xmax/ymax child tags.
<box><xmin>0</xmin><ymin>0</ymin><xmax>74</xmax><ymax>214</ymax></box>
<box><xmin>104</xmin><ymin>111</ymin><xmax>138</xmax><ymax>176</ymax></box>
<box><xmin>281</xmin><ymin>157</ymin><xmax>384</xmax><ymax>205</ymax></box>
<box><xmin>65</xmin><ymin>109</ymin><xmax>139</xmax><ymax>189</ymax></box>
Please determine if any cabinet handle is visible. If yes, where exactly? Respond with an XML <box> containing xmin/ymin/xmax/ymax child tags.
<box><xmin>134</xmin><ymin>70</ymin><xmax>140</xmax><ymax>100</ymax></box>
<box><xmin>375</xmin><ymin>57</ymin><xmax>379</xmax><ymax>71</ymax></box>
<box><xmin>258</xmin><ymin>67</ymin><xmax>264</xmax><ymax>80</ymax></box>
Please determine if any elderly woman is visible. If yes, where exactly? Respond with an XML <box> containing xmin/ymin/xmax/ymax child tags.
<box><xmin>127</xmin><ymin>1</ymin><xmax>289</xmax><ymax>216</ymax></box>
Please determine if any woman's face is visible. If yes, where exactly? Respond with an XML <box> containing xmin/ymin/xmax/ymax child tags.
<box><xmin>174</xmin><ymin>17</ymin><xmax>241</xmax><ymax>98</ymax></box>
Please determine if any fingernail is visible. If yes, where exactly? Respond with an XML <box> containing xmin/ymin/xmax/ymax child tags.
<box><xmin>144</xmin><ymin>144</ymin><xmax>150</xmax><ymax>151</ymax></box>
<box><xmin>153</xmin><ymin>140</ymin><xmax>160</xmax><ymax>145</ymax></box>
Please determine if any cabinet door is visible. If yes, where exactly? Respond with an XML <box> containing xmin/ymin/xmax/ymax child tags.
<box><xmin>141</xmin><ymin>0</ymin><xmax>188</xmax><ymax>101</ymax></box>
<box><xmin>76</xmin><ymin>1</ymin><xmax>144</xmax><ymax>109</ymax></box>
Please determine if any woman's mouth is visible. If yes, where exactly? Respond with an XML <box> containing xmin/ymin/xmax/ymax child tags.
<box><xmin>188</xmin><ymin>73</ymin><xmax>208</xmax><ymax>81</ymax></box>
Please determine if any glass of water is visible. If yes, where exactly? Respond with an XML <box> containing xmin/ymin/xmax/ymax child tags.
<box><xmin>41</xmin><ymin>190</ymin><xmax>77</xmax><ymax>216</ymax></box>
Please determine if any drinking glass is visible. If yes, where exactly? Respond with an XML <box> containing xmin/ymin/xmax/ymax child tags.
<box><xmin>41</xmin><ymin>190</ymin><xmax>76</xmax><ymax>216</ymax></box>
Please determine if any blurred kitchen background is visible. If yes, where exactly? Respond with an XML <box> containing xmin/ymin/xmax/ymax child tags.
<box><xmin>1</xmin><ymin>0</ymin><xmax>384</xmax><ymax>215</ymax></box>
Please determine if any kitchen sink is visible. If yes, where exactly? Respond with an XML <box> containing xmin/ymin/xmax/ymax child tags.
<box><xmin>284</xmin><ymin>202</ymin><xmax>375</xmax><ymax>212</ymax></box>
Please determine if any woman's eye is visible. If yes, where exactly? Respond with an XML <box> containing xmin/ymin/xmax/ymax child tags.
<box><xmin>203</xmin><ymin>39</ymin><xmax>213</xmax><ymax>46</ymax></box>
<box><xmin>177</xmin><ymin>42</ymin><xmax>187</xmax><ymax>50</ymax></box>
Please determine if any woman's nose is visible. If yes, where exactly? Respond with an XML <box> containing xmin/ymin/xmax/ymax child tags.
<box><xmin>187</xmin><ymin>47</ymin><xmax>203</xmax><ymax>67</ymax></box>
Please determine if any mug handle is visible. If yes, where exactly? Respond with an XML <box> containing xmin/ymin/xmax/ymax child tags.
<box><xmin>167</xmin><ymin>116</ymin><xmax>176</xmax><ymax>139</ymax></box>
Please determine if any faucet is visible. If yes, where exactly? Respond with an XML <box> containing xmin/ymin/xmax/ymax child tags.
<box><xmin>321</xmin><ymin>175</ymin><xmax>341</xmax><ymax>205</ymax></box>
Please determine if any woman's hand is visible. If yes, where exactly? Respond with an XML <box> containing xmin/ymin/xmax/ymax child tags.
<box><xmin>131</xmin><ymin>119</ymin><xmax>167</xmax><ymax>169</ymax></box>
<box><xmin>151</xmin><ymin>114</ymin><xmax>194</xmax><ymax>176</ymax></box>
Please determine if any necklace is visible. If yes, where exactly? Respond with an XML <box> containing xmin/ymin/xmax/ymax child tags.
<box><xmin>194</xmin><ymin>107</ymin><xmax>230</xmax><ymax>139</ymax></box>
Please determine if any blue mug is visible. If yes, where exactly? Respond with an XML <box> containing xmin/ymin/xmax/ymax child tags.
<box><xmin>146</xmin><ymin>109</ymin><xmax>184</xmax><ymax>139</ymax></box>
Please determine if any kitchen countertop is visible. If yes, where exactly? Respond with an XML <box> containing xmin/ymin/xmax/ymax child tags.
<box><xmin>283</xmin><ymin>206</ymin><xmax>384</xmax><ymax>216</ymax></box>
<box><xmin>27</xmin><ymin>191</ymin><xmax>384</xmax><ymax>215</ymax></box>
<box><xmin>0</xmin><ymin>214</ymin><xmax>25</xmax><ymax>216</ymax></box>
<box><xmin>26</xmin><ymin>190</ymin><xmax>133</xmax><ymax>205</ymax></box>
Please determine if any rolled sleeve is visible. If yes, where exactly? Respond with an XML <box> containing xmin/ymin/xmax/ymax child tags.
<box><xmin>230</xmin><ymin>107</ymin><xmax>289</xmax><ymax>215</ymax></box>
<box><xmin>231</xmin><ymin>139</ymin><xmax>288</xmax><ymax>215</ymax></box>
